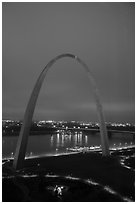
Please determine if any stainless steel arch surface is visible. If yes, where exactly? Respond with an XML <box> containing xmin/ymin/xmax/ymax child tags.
<box><xmin>13</xmin><ymin>53</ymin><xmax>109</xmax><ymax>169</ymax></box>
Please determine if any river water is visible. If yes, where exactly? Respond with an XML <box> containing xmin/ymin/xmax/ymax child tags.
<box><xmin>2</xmin><ymin>130</ymin><xmax>134</xmax><ymax>159</ymax></box>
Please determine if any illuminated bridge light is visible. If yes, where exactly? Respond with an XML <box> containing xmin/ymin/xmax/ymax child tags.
<box><xmin>47</xmin><ymin>120</ymin><xmax>53</xmax><ymax>123</ymax></box>
<box><xmin>45</xmin><ymin>174</ymin><xmax>59</xmax><ymax>178</ymax></box>
<box><xmin>122</xmin><ymin>197</ymin><xmax>133</xmax><ymax>202</ymax></box>
<box><xmin>3</xmin><ymin>175</ymin><xmax>15</xmax><ymax>179</ymax></box>
<box><xmin>21</xmin><ymin>174</ymin><xmax>38</xmax><ymax>178</ymax></box>
<box><xmin>65</xmin><ymin>175</ymin><xmax>80</xmax><ymax>181</ymax></box>
<box><xmin>104</xmin><ymin>186</ymin><xmax>117</xmax><ymax>195</ymax></box>
<box><xmin>85</xmin><ymin>179</ymin><xmax>99</xmax><ymax>186</ymax></box>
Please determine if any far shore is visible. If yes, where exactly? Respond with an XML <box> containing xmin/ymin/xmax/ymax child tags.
<box><xmin>2</xmin><ymin>127</ymin><xmax>135</xmax><ymax>137</ymax></box>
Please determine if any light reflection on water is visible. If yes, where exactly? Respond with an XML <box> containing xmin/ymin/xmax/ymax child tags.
<box><xmin>2</xmin><ymin>130</ymin><xmax>135</xmax><ymax>159</ymax></box>
<box><xmin>53</xmin><ymin>131</ymin><xmax>85</xmax><ymax>148</ymax></box>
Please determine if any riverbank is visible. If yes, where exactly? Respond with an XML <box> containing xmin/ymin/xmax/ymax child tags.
<box><xmin>3</xmin><ymin>147</ymin><xmax>135</xmax><ymax>202</ymax></box>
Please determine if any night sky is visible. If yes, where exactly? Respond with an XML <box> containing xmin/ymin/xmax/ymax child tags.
<box><xmin>2</xmin><ymin>2</ymin><xmax>135</xmax><ymax>123</ymax></box>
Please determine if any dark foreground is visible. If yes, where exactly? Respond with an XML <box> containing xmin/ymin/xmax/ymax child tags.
<box><xmin>2</xmin><ymin>147</ymin><xmax>135</xmax><ymax>202</ymax></box>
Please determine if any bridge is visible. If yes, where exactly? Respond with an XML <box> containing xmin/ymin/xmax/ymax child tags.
<box><xmin>57</xmin><ymin>127</ymin><xmax>135</xmax><ymax>135</ymax></box>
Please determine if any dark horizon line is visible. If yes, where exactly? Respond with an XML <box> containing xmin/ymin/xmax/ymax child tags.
<box><xmin>2</xmin><ymin>118</ymin><xmax>135</xmax><ymax>125</ymax></box>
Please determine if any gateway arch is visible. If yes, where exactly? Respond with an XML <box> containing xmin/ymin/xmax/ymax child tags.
<box><xmin>13</xmin><ymin>53</ymin><xmax>109</xmax><ymax>170</ymax></box>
